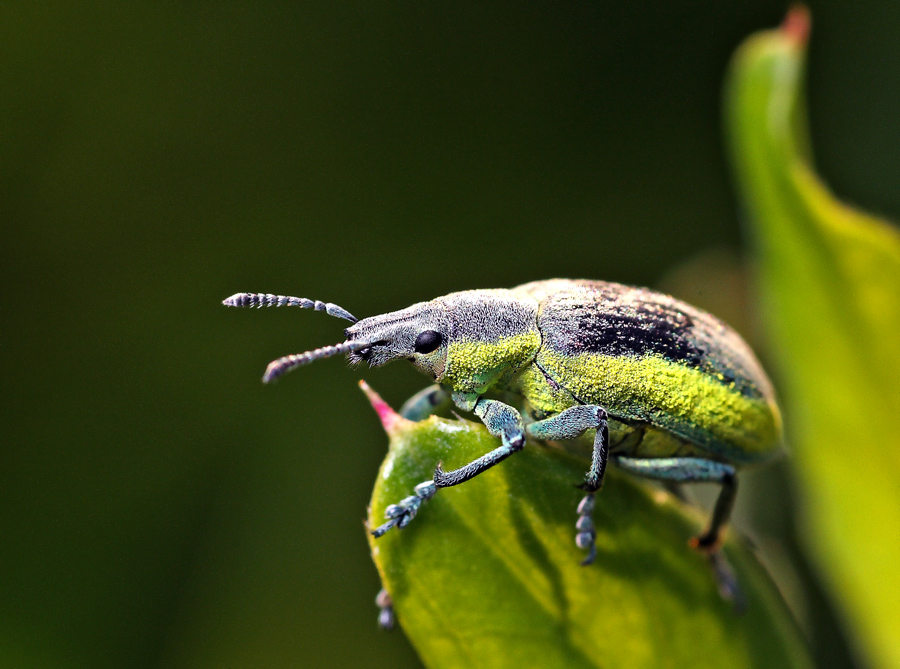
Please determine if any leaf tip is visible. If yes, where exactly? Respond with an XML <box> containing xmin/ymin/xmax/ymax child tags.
<box><xmin>359</xmin><ymin>380</ymin><xmax>409</xmax><ymax>435</ymax></box>
<box><xmin>781</xmin><ymin>5</ymin><xmax>811</xmax><ymax>48</ymax></box>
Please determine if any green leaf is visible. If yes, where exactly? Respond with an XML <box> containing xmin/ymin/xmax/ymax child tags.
<box><xmin>725</xmin><ymin>8</ymin><xmax>900</xmax><ymax>668</ymax></box>
<box><xmin>363</xmin><ymin>383</ymin><xmax>810</xmax><ymax>669</ymax></box>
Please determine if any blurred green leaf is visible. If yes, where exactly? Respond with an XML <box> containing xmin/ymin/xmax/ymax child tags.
<box><xmin>726</xmin><ymin>8</ymin><xmax>900</xmax><ymax>668</ymax></box>
<box><xmin>364</xmin><ymin>384</ymin><xmax>810</xmax><ymax>669</ymax></box>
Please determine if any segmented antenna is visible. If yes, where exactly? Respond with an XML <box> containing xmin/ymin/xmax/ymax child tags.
<box><xmin>263</xmin><ymin>340</ymin><xmax>370</xmax><ymax>383</ymax></box>
<box><xmin>222</xmin><ymin>293</ymin><xmax>357</xmax><ymax>323</ymax></box>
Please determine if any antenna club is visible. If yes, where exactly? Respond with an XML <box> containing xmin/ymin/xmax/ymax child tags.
<box><xmin>222</xmin><ymin>293</ymin><xmax>251</xmax><ymax>307</ymax></box>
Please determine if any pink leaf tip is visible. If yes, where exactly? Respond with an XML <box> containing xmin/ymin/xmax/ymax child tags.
<box><xmin>781</xmin><ymin>5</ymin><xmax>810</xmax><ymax>47</ymax></box>
<box><xmin>359</xmin><ymin>380</ymin><xmax>408</xmax><ymax>434</ymax></box>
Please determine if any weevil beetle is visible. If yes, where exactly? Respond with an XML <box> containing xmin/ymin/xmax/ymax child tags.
<box><xmin>224</xmin><ymin>280</ymin><xmax>781</xmax><ymax>604</ymax></box>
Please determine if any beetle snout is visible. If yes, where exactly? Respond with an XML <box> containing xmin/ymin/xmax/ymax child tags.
<box><xmin>347</xmin><ymin>338</ymin><xmax>389</xmax><ymax>365</ymax></box>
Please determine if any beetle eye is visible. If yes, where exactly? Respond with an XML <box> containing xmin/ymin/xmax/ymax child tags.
<box><xmin>414</xmin><ymin>330</ymin><xmax>442</xmax><ymax>354</ymax></box>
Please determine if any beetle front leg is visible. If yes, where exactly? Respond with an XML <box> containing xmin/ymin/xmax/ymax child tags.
<box><xmin>433</xmin><ymin>399</ymin><xmax>526</xmax><ymax>487</ymax></box>
<box><xmin>526</xmin><ymin>405</ymin><xmax>609</xmax><ymax>566</ymax></box>
<box><xmin>371</xmin><ymin>398</ymin><xmax>525</xmax><ymax>538</ymax></box>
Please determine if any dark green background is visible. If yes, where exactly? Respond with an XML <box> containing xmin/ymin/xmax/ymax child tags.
<box><xmin>2</xmin><ymin>3</ymin><xmax>897</xmax><ymax>667</ymax></box>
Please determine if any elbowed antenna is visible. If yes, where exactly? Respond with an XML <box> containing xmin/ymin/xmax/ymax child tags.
<box><xmin>263</xmin><ymin>340</ymin><xmax>370</xmax><ymax>383</ymax></box>
<box><xmin>223</xmin><ymin>292</ymin><xmax>357</xmax><ymax>323</ymax></box>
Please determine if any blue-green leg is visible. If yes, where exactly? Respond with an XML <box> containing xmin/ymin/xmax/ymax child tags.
<box><xmin>614</xmin><ymin>456</ymin><xmax>737</xmax><ymax>548</ymax></box>
<box><xmin>372</xmin><ymin>399</ymin><xmax>525</xmax><ymax>539</ymax></box>
<box><xmin>371</xmin><ymin>397</ymin><xmax>526</xmax><ymax>629</ymax></box>
<box><xmin>433</xmin><ymin>399</ymin><xmax>525</xmax><ymax>487</ymax></box>
<box><xmin>399</xmin><ymin>384</ymin><xmax>451</xmax><ymax>421</ymax></box>
<box><xmin>370</xmin><ymin>479</ymin><xmax>437</xmax><ymax>538</ymax></box>
<box><xmin>614</xmin><ymin>456</ymin><xmax>742</xmax><ymax>607</ymax></box>
<box><xmin>527</xmin><ymin>405</ymin><xmax>608</xmax><ymax>565</ymax></box>
<box><xmin>370</xmin><ymin>387</ymin><xmax>450</xmax><ymax>538</ymax></box>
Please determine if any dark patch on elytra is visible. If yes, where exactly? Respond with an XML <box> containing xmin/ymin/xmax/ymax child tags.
<box><xmin>532</xmin><ymin>282</ymin><xmax>768</xmax><ymax>400</ymax></box>
<box><xmin>544</xmin><ymin>296</ymin><xmax>704</xmax><ymax>365</ymax></box>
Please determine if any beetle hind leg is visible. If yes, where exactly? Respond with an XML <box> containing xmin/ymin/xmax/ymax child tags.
<box><xmin>526</xmin><ymin>405</ymin><xmax>609</xmax><ymax>566</ymax></box>
<box><xmin>613</xmin><ymin>456</ymin><xmax>737</xmax><ymax>550</ymax></box>
<box><xmin>613</xmin><ymin>455</ymin><xmax>743</xmax><ymax>607</ymax></box>
<box><xmin>690</xmin><ymin>468</ymin><xmax>737</xmax><ymax>552</ymax></box>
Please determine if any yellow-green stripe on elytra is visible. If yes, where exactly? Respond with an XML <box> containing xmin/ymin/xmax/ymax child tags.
<box><xmin>537</xmin><ymin>349</ymin><xmax>781</xmax><ymax>462</ymax></box>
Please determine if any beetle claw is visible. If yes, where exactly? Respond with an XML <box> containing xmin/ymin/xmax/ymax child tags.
<box><xmin>579</xmin><ymin>540</ymin><xmax>597</xmax><ymax>566</ymax></box>
<box><xmin>707</xmin><ymin>550</ymin><xmax>746</xmax><ymax>613</ymax></box>
<box><xmin>689</xmin><ymin>531</ymin><xmax>724</xmax><ymax>555</ymax></box>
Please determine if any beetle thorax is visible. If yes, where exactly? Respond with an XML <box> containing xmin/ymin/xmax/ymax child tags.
<box><xmin>436</xmin><ymin>290</ymin><xmax>541</xmax><ymax>395</ymax></box>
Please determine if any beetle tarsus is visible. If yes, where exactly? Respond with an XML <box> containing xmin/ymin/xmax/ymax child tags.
<box><xmin>372</xmin><ymin>480</ymin><xmax>436</xmax><ymax>537</ymax></box>
<box><xmin>575</xmin><ymin>492</ymin><xmax>597</xmax><ymax>565</ymax></box>
<box><xmin>707</xmin><ymin>550</ymin><xmax>746</xmax><ymax>613</ymax></box>
<box><xmin>371</xmin><ymin>516</ymin><xmax>401</xmax><ymax>538</ymax></box>
<box><xmin>690</xmin><ymin>531</ymin><xmax>722</xmax><ymax>552</ymax></box>
<box><xmin>376</xmin><ymin>588</ymin><xmax>395</xmax><ymax>630</ymax></box>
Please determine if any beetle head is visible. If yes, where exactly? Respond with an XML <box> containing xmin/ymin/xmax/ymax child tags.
<box><xmin>344</xmin><ymin>301</ymin><xmax>450</xmax><ymax>378</ymax></box>
<box><xmin>347</xmin><ymin>290</ymin><xmax>540</xmax><ymax>397</ymax></box>
<box><xmin>224</xmin><ymin>289</ymin><xmax>539</xmax><ymax>390</ymax></box>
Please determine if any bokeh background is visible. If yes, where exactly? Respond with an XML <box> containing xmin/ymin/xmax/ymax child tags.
<box><xmin>2</xmin><ymin>3</ymin><xmax>898</xmax><ymax>667</ymax></box>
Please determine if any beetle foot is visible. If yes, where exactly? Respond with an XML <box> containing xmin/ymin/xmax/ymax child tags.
<box><xmin>575</xmin><ymin>493</ymin><xmax>597</xmax><ymax>566</ymax></box>
<box><xmin>376</xmin><ymin>588</ymin><xmax>395</xmax><ymax>630</ymax></box>
<box><xmin>707</xmin><ymin>550</ymin><xmax>746</xmax><ymax>613</ymax></box>
<box><xmin>371</xmin><ymin>480</ymin><xmax>437</xmax><ymax>538</ymax></box>
<box><xmin>689</xmin><ymin>533</ymin><xmax>746</xmax><ymax>612</ymax></box>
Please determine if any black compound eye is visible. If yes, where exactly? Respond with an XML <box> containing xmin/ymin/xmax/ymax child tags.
<box><xmin>414</xmin><ymin>330</ymin><xmax>442</xmax><ymax>354</ymax></box>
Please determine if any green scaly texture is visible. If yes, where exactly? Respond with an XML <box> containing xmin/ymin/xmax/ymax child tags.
<box><xmin>537</xmin><ymin>350</ymin><xmax>782</xmax><ymax>462</ymax></box>
<box><xmin>442</xmin><ymin>333</ymin><xmax>541</xmax><ymax>394</ymax></box>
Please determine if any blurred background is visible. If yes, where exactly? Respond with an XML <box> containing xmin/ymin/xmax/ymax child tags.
<box><xmin>2</xmin><ymin>3</ymin><xmax>898</xmax><ymax>667</ymax></box>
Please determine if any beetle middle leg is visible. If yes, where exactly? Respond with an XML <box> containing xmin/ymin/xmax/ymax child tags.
<box><xmin>433</xmin><ymin>399</ymin><xmax>526</xmax><ymax>486</ymax></box>
<box><xmin>526</xmin><ymin>405</ymin><xmax>609</xmax><ymax>566</ymax></box>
